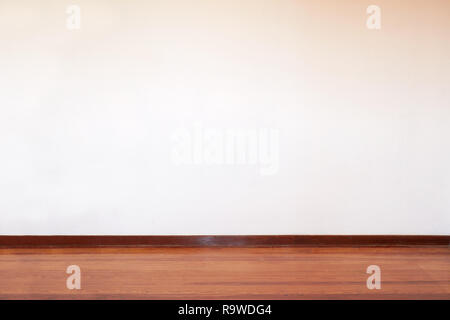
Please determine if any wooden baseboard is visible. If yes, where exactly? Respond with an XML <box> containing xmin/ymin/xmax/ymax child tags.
<box><xmin>0</xmin><ymin>235</ymin><xmax>448</xmax><ymax>248</ymax></box>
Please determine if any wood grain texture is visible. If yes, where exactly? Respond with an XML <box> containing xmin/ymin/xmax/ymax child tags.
<box><xmin>0</xmin><ymin>247</ymin><xmax>448</xmax><ymax>300</ymax></box>
<box><xmin>0</xmin><ymin>235</ymin><xmax>448</xmax><ymax>248</ymax></box>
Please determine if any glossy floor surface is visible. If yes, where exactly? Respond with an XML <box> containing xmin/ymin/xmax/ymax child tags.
<box><xmin>0</xmin><ymin>247</ymin><xmax>448</xmax><ymax>299</ymax></box>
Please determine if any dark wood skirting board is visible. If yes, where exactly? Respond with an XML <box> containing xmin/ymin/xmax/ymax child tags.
<box><xmin>0</xmin><ymin>235</ymin><xmax>448</xmax><ymax>248</ymax></box>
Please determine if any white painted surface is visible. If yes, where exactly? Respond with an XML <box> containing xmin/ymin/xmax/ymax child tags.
<box><xmin>0</xmin><ymin>0</ymin><xmax>449</xmax><ymax>235</ymax></box>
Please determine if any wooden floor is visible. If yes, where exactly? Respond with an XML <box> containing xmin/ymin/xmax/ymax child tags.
<box><xmin>0</xmin><ymin>247</ymin><xmax>448</xmax><ymax>299</ymax></box>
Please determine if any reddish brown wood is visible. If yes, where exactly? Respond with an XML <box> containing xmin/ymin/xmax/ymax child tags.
<box><xmin>0</xmin><ymin>235</ymin><xmax>448</xmax><ymax>248</ymax></box>
<box><xmin>0</xmin><ymin>247</ymin><xmax>448</xmax><ymax>300</ymax></box>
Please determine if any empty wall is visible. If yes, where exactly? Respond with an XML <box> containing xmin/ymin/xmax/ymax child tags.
<box><xmin>0</xmin><ymin>0</ymin><xmax>449</xmax><ymax>234</ymax></box>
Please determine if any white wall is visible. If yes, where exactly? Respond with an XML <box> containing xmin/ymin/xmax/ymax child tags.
<box><xmin>0</xmin><ymin>0</ymin><xmax>449</xmax><ymax>235</ymax></box>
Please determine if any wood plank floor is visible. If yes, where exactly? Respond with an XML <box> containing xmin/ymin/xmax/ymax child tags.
<box><xmin>0</xmin><ymin>247</ymin><xmax>448</xmax><ymax>299</ymax></box>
